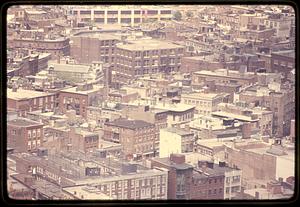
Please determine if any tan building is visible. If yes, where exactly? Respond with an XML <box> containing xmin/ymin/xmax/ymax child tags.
<box><xmin>192</xmin><ymin>69</ymin><xmax>257</xmax><ymax>89</ymax></box>
<box><xmin>7</xmin><ymin>88</ymin><xmax>56</xmax><ymax>117</ymax></box>
<box><xmin>181</xmin><ymin>92</ymin><xmax>225</xmax><ymax>115</ymax></box>
<box><xmin>69</xmin><ymin>5</ymin><xmax>172</xmax><ymax>27</ymax></box>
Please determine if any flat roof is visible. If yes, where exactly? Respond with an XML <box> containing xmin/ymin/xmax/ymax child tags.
<box><xmin>152</xmin><ymin>157</ymin><xmax>194</xmax><ymax>170</ymax></box>
<box><xmin>181</xmin><ymin>92</ymin><xmax>222</xmax><ymax>100</ymax></box>
<box><xmin>211</xmin><ymin>111</ymin><xmax>256</xmax><ymax>122</ymax></box>
<box><xmin>7</xmin><ymin>88</ymin><xmax>54</xmax><ymax>100</ymax></box>
<box><xmin>8</xmin><ymin>118</ymin><xmax>43</xmax><ymax>127</ymax></box>
<box><xmin>63</xmin><ymin>185</ymin><xmax>113</xmax><ymax>200</ymax></box>
<box><xmin>116</xmin><ymin>39</ymin><xmax>184</xmax><ymax>51</ymax></box>
<box><xmin>50</xmin><ymin>63</ymin><xmax>91</xmax><ymax>73</ymax></box>
<box><xmin>60</xmin><ymin>85</ymin><xmax>103</xmax><ymax>95</ymax></box>
<box><xmin>105</xmin><ymin>118</ymin><xmax>153</xmax><ymax>130</ymax></box>
<box><xmin>163</xmin><ymin>127</ymin><xmax>193</xmax><ymax>136</ymax></box>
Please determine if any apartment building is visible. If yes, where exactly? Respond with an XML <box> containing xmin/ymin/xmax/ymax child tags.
<box><xmin>7</xmin><ymin>87</ymin><xmax>56</xmax><ymax>117</ymax></box>
<box><xmin>7</xmin><ymin>118</ymin><xmax>44</xmax><ymax>152</ymax></box>
<box><xmin>70</xmin><ymin>31</ymin><xmax>121</xmax><ymax>64</ymax></box>
<box><xmin>113</xmin><ymin>39</ymin><xmax>184</xmax><ymax>84</ymax></box>
<box><xmin>103</xmin><ymin>118</ymin><xmax>159</xmax><ymax>159</ymax></box>
<box><xmin>151</xmin><ymin>154</ymin><xmax>194</xmax><ymax>199</ymax></box>
<box><xmin>59</xmin><ymin>83</ymin><xmax>104</xmax><ymax>118</ymax></box>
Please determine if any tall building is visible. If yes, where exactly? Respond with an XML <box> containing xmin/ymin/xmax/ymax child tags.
<box><xmin>113</xmin><ymin>39</ymin><xmax>184</xmax><ymax>85</ymax></box>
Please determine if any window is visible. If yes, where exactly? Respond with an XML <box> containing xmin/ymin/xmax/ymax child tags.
<box><xmin>12</xmin><ymin>130</ymin><xmax>16</xmax><ymax>135</ymax></box>
<box><xmin>37</xmin><ymin>129</ymin><xmax>41</xmax><ymax>137</ymax></box>
<box><xmin>208</xmin><ymin>190</ymin><xmax>211</xmax><ymax>195</ymax></box>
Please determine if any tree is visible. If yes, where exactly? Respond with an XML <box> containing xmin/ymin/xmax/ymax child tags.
<box><xmin>173</xmin><ymin>11</ymin><xmax>182</xmax><ymax>21</ymax></box>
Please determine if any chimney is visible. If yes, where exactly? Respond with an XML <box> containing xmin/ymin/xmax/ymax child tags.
<box><xmin>170</xmin><ymin>153</ymin><xmax>185</xmax><ymax>164</ymax></box>
<box><xmin>219</xmin><ymin>161</ymin><xmax>226</xmax><ymax>167</ymax></box>
<box><xmin>206</xmin><ymin>161</ymin><xmax>214</xmax><ymax>169</ymax></box>
<box><xmin>255</xmin><ymin>191</ymin><xmax>259</xmax><ymax>199</ymax></box>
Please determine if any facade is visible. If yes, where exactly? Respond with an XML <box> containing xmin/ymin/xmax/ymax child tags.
<box><xmin>58</xmin><ymin>83</ymin><xmax>104</xmax><ymax>118</ymax></box>
<box><xmin>103</xmin><ymin>118</ymin><xmax>159</xmax><ymax>158</ymax></box>
<box><xmin>69</xmin><ymin>128</ymin><xmax>99</xmax><ymax>153</ymax></box>
<box><xmin>113</xmin><ymin>39</ymin><xmax>184</xmax><ymax>85</ymax></box>
<box><xmin>181</xmin><ymin>92</ymin><xmax>225</xmax><ymax>115</ymax></box>
<box><xmin>270</xmin><ymin>50</ymin><xmax>295</xmax><ymax>79</ymax></box>
<box><xmin>8</xmin><ymin>36</ymin><xmax>70</xmax><ymax>60</ymax></box>
<box><xmin>159</xmin><ymin>127</ymin><xmax>194</xmax><ymax>158</ymax></box>
<box><xmin>70</xmin><ymin>31</ymin><xmax>120</xmax><ymax>64</ymax></box>
<box><xmin>7</xmin><ymin>118</ymin><xmax>44</xmax><ymax>152</ymax></box>
<box><xmin>7</xmin><ymin>88</ymin><xmax>56</xmax><ymax>117</ymax></box>
<box><xmin>192</xmin><ymin>69</ymin><xmax>257</xmax><ymax>89</ymax></box>
<box><xmin>151</xmin><ymin>154</ymin><xmax>194</xmax><ymax>199</ymax></box>
<box><xmin>69</xmin><ymin>6</ymin><xmax>172</xmax><ymax>27</ymax></box>
<box><xmin>238</xmin><ymin>85</ymin><xmax>295</xmax><ymax>136</ymax></box>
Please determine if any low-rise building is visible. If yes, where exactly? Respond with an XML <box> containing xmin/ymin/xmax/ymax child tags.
<box><xmin>103</xmin><ymin>118</ymin><xmax>158</xmax><ymax>159</ymax></box>
<box><xmin>7</xmin><ymin>118</ymin><xmax>44</xmax><ymax>152</ymax></box>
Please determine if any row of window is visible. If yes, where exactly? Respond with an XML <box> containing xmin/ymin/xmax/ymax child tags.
<box><xmin>74</xmin><ymin>10</ymin><xmax>171</xmax><ymax>15</ymax></box>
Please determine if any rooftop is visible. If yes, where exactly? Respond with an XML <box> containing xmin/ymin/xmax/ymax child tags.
<box><xmin>116</xmin><ymin>39</ymin><xmax>184</xmax><ymax>51</ymax></box>
<box><xmin>8</xmin><ymin>118</ymin><xmax>43</xmax><ymax>127</ymax></box>
<box><xmin>105</xmin><ymin>118</ymin><xmax>154</xmax><ymax>130</ymax></box>
<box><xmin>49</xmin><ymin>63</ymin><xmax>91</xmax><ymax>73</ymax></box>
<box><xmin>7</xmin><ymin>88</ymin><xmax>54</xmax><ymax>100</ymax></box>
<box><xmin>152</xmin><ymin>157</ymin><xmax>194</xmax><ymax>170</ymax></box>
<box><xmin>60</xmin><ymin>84</ymin><xmax>103</xmax><ymax>95</ymax></box>
<box><xmin>163</xmin><ymin>127</ymin><xmax>193</xmax><ymax>136</ymax></box>
<box><xmin>181</xmin><ymin>92</ymin><xmax>222</xmax><ymax>100</ymax></box>
<box><xmin>63</xmin><ymin>185</ymin><xmax>113</xmax><ymax>200</ymax></box>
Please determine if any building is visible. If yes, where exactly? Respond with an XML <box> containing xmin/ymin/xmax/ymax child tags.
<box><xmin>70</xmin><ymin>31</ymin><xmax>120</xmax><ymax>64</ymax></box>
<box><xmin>58</xmin><ymin>83</ymin><xmax>104</xmax><ymax>118</ymax></box>
<box><xmin>181</xmin><ymin>92</ymin><xmax>225</xmax><ymax>115</ymax></box>
<box><xmin>113</xmin><ymin>39</ymin><xmax>184</xmax><ymax>85</ymax></box>
<box><xmin>150</xmin><ymin>154</ymin><xmax>194</xmax><ymax>199</ymax></box>
<box><xmin>270</xmin><ymin>50</ymin><xmax>295</xmax><ymax>79</ymax></box>
<box><xmin>152</xmin><ymin>102</ymin><xmax>195</xmax><ymax>128</ymax></box>
<box><xmin>8</xmin><ymin>36</ymin><xmax>70</xmax><ymax>60</ymax></box>
<box><xmin>192</xmin><ymin>161</ymin><xmax>242</xmax><ymax>200</ymax></box>
<box><xmin>7</xmin><ymin>88</ymin><xmax>57</xmax><ymax>117</ymax></box>
<box><xmin>7</xmin><ymin>118</ymin><xmax>44</xmax><ymax>152</ymax></box>
<box><xmin>238</xmin><ymin>85</ymin><xmax>295</xmax><ymax>136</ymax></box>
<box><xmin>69</xmin><ymin>5</ymin><xmax>172</xmax><ymax>27</ymax></box>
<box><xmin>10</xmin><ymin>151</ymin><xmax>168</xmax><ymax>200</ymax></box>
<box><xmin>159</xmin><ymin>127</ymin><xmax>194</xmax><ymax>158</ymax></box>
<box><xmin>103</xmin><ymin>118</ymin><xmax>159</xmax><ymax>159</ymax></box>
<box><xmin>69</xmin><ymin>127</ymin><xmax>99</xmax><ymax>153</ymax></box>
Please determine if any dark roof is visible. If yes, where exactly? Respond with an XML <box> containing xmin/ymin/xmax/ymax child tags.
<box><xmin>8</xmin><ymin>118</ymin><xmax>43</xmax><ymax>127</ymax></box>
<box><xmin>105</xmin><ymin>118</ymin><xmax>154</xmax><ymax>130</ymax></box>
<box><xmin>152</xmin><ymin>157</ymin><xmax>193</xmax><ymax>170</ymax></box>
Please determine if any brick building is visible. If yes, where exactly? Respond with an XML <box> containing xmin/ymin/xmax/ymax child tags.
<box><xmin>7</xmin><ymin>118</ymin><xmax>44</xmax><ymax>152</ymax></box>
<box><xmin>103</xmin><ymin>118</ymin><xmax>159</xmax><ymax>159</ymax></box>
<box><xmin>7</xmin><ymin>88</ymin><xmax>57</xmax><ymax>117</ymax></box>
<box><xmin>113</xmin><ymin>39</ymin><xmax>184</xmax><ymax>85</ymax></box>
<box><xmin>70</xmin><ymin>31</ymin><xmax>120</xmax><ymax>64</ymax></box>
<box><xmin>59</xmin><ymin>83</ymin><xmax>104</xmax><ymax>118</ymax></box>
<box><xmin>151</xmin><ymin>154</ymin><xmax>194</xmax><ymax>199</ymax></box>
<box><xmin>238</xmin><ymin>85</ymin><xmax>295</xmax><ymax>137</ymax></box>
<box><xmin>69</xmin><ymin>127</ymin><xmax>99</xmax><ymax>153</ymax></box>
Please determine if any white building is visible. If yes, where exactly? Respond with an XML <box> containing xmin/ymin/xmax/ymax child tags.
<box><xmin>159</xmin><ymin>127</ymin><xmax>194</xmax><ymax>158</ymax></box>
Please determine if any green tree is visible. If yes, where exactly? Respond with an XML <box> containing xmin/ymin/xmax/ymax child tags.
<box><xmin>173</xmin><ymin>11</ymin><xmax>182</xmax><ymax>21</ymax></box>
